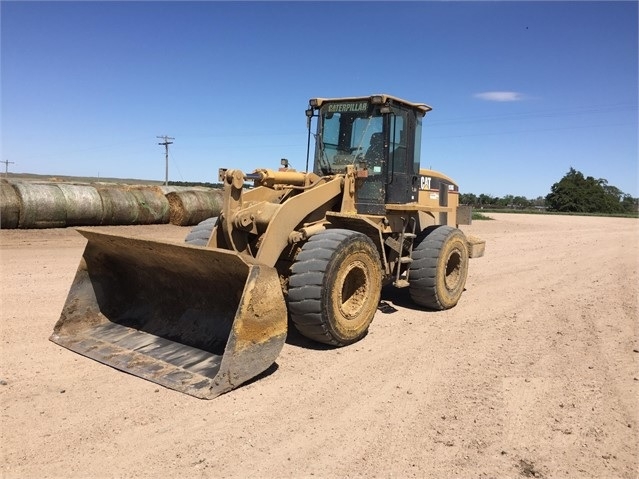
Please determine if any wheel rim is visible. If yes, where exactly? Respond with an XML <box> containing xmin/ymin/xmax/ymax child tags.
<box><xmin>336</xmin><ymin>260</ymin><xmax>369</xmax><ymax>320</ymax></box>
<box><xmin>444</xmin><ymin>249</ymin><xmax>463</xmax><ymax>291</ymax></box>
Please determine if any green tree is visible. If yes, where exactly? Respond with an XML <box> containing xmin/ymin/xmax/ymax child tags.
<box><xmin>513</xmin><ymin>196</ymin><xmax>531</xmax><ymax>208</ymax></box>
<box><xmin>531</xmin><ymin>196</ymin><xmax>546</xmax><ymax>208</ymax></box>
<box><xmin>546</xmin><ymin>167</ymin><xmax>630</xmax><ymax>213</ymax></box>
<box><xmin>459</xmin><ymin>193</ymin><xmax>477</xmax><ymax>205</ymax></box>
<box><xmin>621</xmin><ymin>194</ymin><xmax>639</xmax><ymax>213</ymax></box>
<box><xmin>500</xmin><ymin>195</ymin><xmax>514</xmax><ymax>207</ymax></box>
<box><xmin>478</xmin><ymin>194</ymin><xmax>495</xmax><ymax>207</ymax></box>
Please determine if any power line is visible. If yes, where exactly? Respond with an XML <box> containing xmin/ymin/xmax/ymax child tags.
<box><xmin>168</xmin><ymin>149</ymin><xmax>184</xmax><ymax>182</ymax></box>
<box><xmin>156</xmin><ymin>135</ymin><xmax>174</xmax><ymax>186</ymax></box>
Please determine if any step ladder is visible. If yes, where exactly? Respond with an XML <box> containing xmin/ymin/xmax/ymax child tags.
<box><xmin>393</xmin><ymin>216</ymin><xmax>417</xmax><ymax>288</ymax></box>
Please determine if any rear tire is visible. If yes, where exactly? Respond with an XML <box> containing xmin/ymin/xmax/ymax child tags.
<box><xmin>288</xmin><ymin>229</ymin><xmax>382</xmax><ymax>346</ymax></box>
<box><xmin>409</xmin><ymin>225</ymin><xmax>469</xmax><ymax>310</ymax></box>
<box><xmin>185</xmin><ymin>217</ymin><xmax>217</xmax><ymax>246</ymax></box>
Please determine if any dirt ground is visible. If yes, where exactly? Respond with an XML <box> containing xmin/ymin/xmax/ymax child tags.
<box><xmin>1</xmin><ymin>213</ymin><xmax>637</xmax><ymax>479</ymax></box>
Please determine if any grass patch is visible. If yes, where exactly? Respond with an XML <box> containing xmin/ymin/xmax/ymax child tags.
<box><xmin>472</xmin><ymin>211</ymin><xmax>494</xmax><ymax>220</ymax></box>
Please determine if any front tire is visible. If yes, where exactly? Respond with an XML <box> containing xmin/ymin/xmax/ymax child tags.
<box><xmin>409</xmin><ymin>225</ymin><xmax>469</xmax><ymax>310</ymax></box>
<box><xmin>185</xmin><ymin>217</ymin><xmax>217</xmax><ymax>246</ymax></box>
<box><xmin>288</xmin><ymin>229</ymin><xmax>382</xmax><ymax>346</ymax></box>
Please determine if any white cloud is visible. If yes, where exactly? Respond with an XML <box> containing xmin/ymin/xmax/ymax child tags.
<box><xmin>474</xmin><ymin>91</ymin><xmax>525</xmax><ymax>102</ymax></box>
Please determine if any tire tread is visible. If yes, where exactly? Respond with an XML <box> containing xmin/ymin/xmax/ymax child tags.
<box><xmin>288</xmin><ymin>229</ymin><xmax>378</xmax><ymax>346</ymax></box>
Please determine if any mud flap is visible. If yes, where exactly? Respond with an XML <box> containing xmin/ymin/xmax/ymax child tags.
<box><xmin>50</xmin><ymin>229</ymin><xmax>288</xmax><ymax>399</ymax></box>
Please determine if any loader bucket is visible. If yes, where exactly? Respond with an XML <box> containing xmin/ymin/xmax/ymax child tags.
<box><xmin>50</xmin><ymin>229</ymin><xmax>288</xmax><ymax>399</ymax></box>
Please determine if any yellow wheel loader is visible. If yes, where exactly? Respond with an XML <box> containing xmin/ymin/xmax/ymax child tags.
<box><xmin>51</xmin><ymin>94</ymin><xmax>485</xmax><ymax>399</ymax></box>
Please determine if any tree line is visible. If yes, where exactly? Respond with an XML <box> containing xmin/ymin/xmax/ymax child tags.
<box><xmin>461</xmin><ymin>167</ymin><xmax>638</xmax><ymax>214</ymax></box>
<box><xmin>168</xmin><ymin>180</ymin><xmax>222</xmax><ymax>189</ymax></box>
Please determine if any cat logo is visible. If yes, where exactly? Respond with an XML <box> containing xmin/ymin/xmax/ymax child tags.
<box><xmin>420</xmin><ymin>176</ymin><xmax>432</xmax><ymax>191</ymax></box>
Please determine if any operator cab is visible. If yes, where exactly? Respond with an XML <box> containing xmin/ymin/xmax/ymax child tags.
<box><xmin>306</xmin><ymin>94</ymin><xmax>432</xmax><ymax>215</ymax></box>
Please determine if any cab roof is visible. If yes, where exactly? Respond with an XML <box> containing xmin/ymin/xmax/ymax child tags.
<box><xmin>309</xmin><ymin>94</ymin><xmax>432</xmax><ymax>115</ymax></box>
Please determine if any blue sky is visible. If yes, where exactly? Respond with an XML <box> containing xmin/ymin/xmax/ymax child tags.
<box><xmin>1</xmin><ymin>1</ymin><xmax>637</xmax><ymax>198</ymax></box>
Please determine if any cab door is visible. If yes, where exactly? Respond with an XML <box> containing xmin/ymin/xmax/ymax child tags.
<box><xmin>355</xmin><ymin>120</ymin><xmax>387</xmax><ymax>215</ymax></box>
<box><xmin>385</xmin><ymin>108</ymin><xmax>419</xmax><ymax>205</ymax></box>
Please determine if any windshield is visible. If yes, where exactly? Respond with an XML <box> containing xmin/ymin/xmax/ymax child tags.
<box><xmin>314</xmin><ymin>101</ymin><xmax>383</xmax><ymax>175</ymax></box>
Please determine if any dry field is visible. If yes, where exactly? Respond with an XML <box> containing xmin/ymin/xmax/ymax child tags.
<box><xmin>1</xmin><ymin>213</ymin><xmax>637</xmax><ymax>479</ymax></box>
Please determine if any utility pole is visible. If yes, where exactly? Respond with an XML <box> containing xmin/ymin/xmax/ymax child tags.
<box><xmin>1</xmin><ymin>160</ymin><xmax>15</xmax><ymax>178</ymax></box>
<box><xmin>156</xmin><ymin>135</ymin><xmax>174</xmax><ymax>186</ymax></box>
